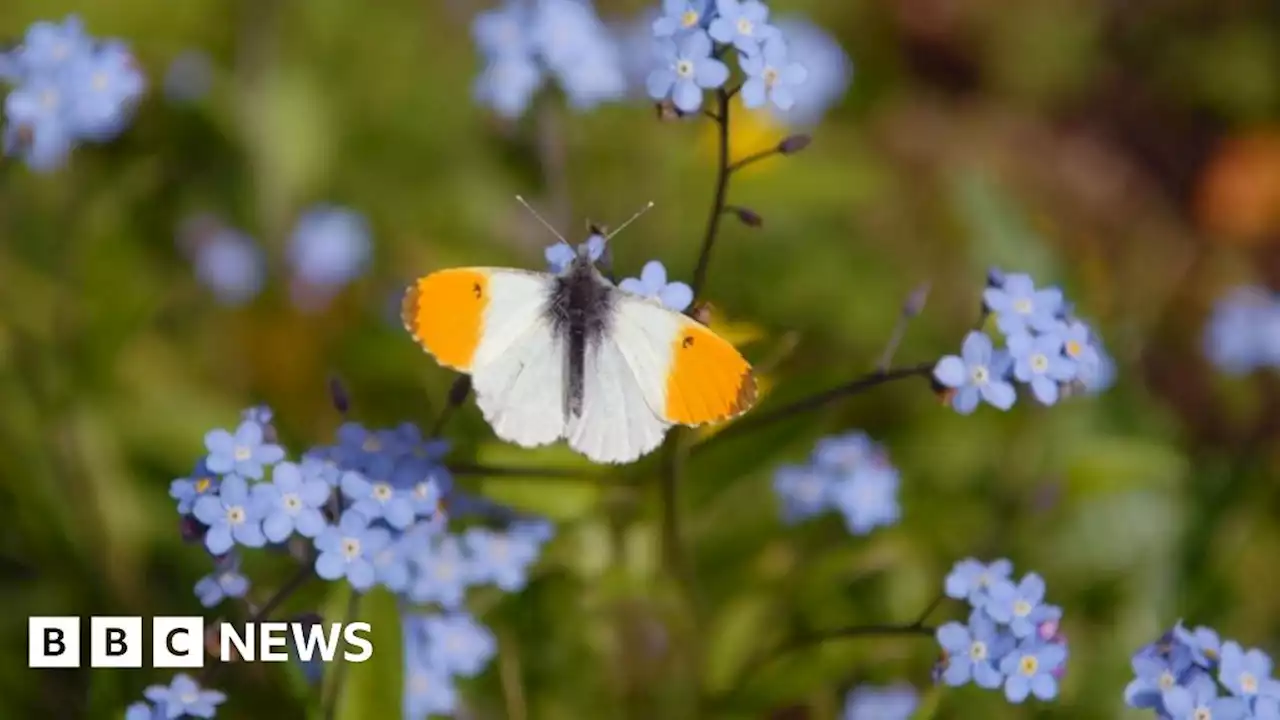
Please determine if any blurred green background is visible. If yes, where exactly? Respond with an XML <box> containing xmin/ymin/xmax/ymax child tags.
<box><xmin>4</xmin><ymin>0</ymin><xmax>1280</xmax><ymax>718</ymax></box>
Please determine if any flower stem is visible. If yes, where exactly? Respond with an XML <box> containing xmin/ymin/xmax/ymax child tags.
<box><xmin>689</xmin><ymin>87</ymin><xmax>733</xmax><ymax>300</ymax></box>
<box><xmin>321</xmin><ymin>590</ymin><xmax>362</xmax><ymax>720</ymax></box>
<box><xmin>200</xmin><ymin>563</ymin><xmax>314</xmax><ymax>685</ymax></box>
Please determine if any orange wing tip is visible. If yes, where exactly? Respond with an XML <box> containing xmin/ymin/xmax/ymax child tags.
<box><xmin>729</xmin><ymin>368</ymin><xmax>759</xmax><ymax>418</ymax></box>
<box><xmin>400</xmin><ymin>281</ymin><xmax>424</xmax><ymax>341</ymax></box>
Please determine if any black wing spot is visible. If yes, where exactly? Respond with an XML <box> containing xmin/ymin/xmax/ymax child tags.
<box><xmin>472</xmin><ymin>282</ymin><xmax>483</xmax><ymax>299</ymax></box>
<box><xmin>682</xmin><ymin>335</ymin><xmax>695</xmax><ymax>349</ymax></box>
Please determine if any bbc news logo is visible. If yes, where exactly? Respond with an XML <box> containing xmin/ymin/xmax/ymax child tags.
<box><xmin>28</xmin><ymin>617</ymin><xmax>373</xmax><ymax>668</ymax></box>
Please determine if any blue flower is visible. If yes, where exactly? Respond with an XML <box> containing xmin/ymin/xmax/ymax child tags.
<box><xmin>771</xmin><ymin>465</ymin><xmax>831</xmax><ymax>523</ymax></box>
<box><xmin>12</xmin><ymin>17</ymin><xmax>89</xmax><ymax>75</ymax></box>
<box><xmin>983</xmin><ymin>273</ymin><xmax>1064</xmax><ymax>336</ymax></box>
<box><xmin>170</xmin><ymin>460</ymin><xmax>219</xmax><ymax>516</ymax></box>
<box><xmin>708</xmin><ymin>0</ymin><xmax>777</xmax><ymax>52</ymax></box>
<box><xmin>646</xmin><ymin>30</ymin><xmax>729</xmax><ymax>113</ymax></box>
<box><xmin>473</xmin><ymin>1</ymin><xmax>534</xmax><ymax>59</ymax></box>
<box><xmin>408</xmin><ymin>535</ymin><xmax>471</xmax><ymax>609</ymax></box>
<box><xmin>422</xmin><ymin>613</ymin><xmax>498</xmax><ymax>678</ymax></box>
<box><xmin>766</xmin><ymin>17</ymin><xmax>853</xmax><ymax>127</ymax></box>
<box><xmin>1203</xmin><ymin>286</ymin><xmax>1279</xmax><ymax>375</ymax></box>
<box><xmin>546</xmin><ymin>234</ymin><xmax>606</xmax><ymax>273</ymax></box>
<box><xmin>985</xmin><ymin>573</ymin><xmax>1047</xmax><ymax>638</ymax></box>
<box><xmin>192</xmin><ymin>475</ymin><xmax>268</xmax><ymax>555</ymax></box>
<box><xmin>1173</xmin><ymin>621</ymin><xmax>1223</xmax><ymax>668</ymax></box>
<box><xmin>314</xmin><ymin>510</ymin><xmax>390</xmax><ymax>592</ymax></box>
<box><xmin>241</xmin><ymin>405</ymin><xmax>274</xmax><ymax>427</ymax></box>
<box><xmin>1218</xmin><ymin>641</ymin><xmax>1280</xmax><ymax>700</ymax></box>
<box><xmin>936</xmin><ymin>610</ymin><xmax>1011</xmax><ymax>689</ymax></box>
<box><xmin>204</xmin><ymin>419</ymin><xmax>285</xmax><ymax>479</ymax></box>
<box><xmin>143</xmin><ymin>674</ymin><xmax>226</xmax><ymax>719</ymax></box>
<box><xmin>463</xmin><ymin>526</ymin><xmax>544</xmax><ymax>592</ymax></box>
<box><xmin>3</xmin><ymin>80</ymin><xmax>76</xmax><ymax>171</ymax></box>
<box><xmin>403</xmin><ymin>616</ymin><xmax>459</xmax><ymax>718</ymax></box>
<box><xmin>842</xmin><ymin>684</ymin><xmax>918</xmax><ymax>720</ymax></box>
<box><xmin>389</xmin><ymin>456</ymin><xmax>449</xmax><ymax>519</ymax></box>
<box><xmin>189</xmin><ymin>225</ymin><xmax>266</xmax><ymax>306</ymax></box>
<box><xmin>1162</xmin><ymin>674</ymin><xmax>1249</xmax><ymax>720</ymax></box>
<box><xmin>124</xmin><ymin>702</ymin><xmax>158</xmax><ymax>720</ymax></box>
<box><xmin>1007</xmin><ymin>331</ymin><xmax>1076</xmax><ymax>406</ymax></box>
<box><xmin>1125</xmin><ymin>634</ymin><xmax>1200</xmax><ymax>712</ymax></box>
<box><xmin>828</xmin><ymin>463</ymin><xmax>900</xmax><ymax>535</ymax></box>
<box><xmin>163</xmin><ymin>50</ymin><xmax>213</xmax><ymax>104</ymax></box>
<box><xmin>341</xmin><ymin>471</ymin><xmax>417</xmax><ymax>530</ymax></box>
<box><xmin>652</xmin><ymin>0</ymin><xmax>712</xmax><ymax>38</ymax></box>
<box><xmin>619</xmin><ymin>260</ymin><xmax>693</xmax><ymax>312</ymax></box>
<box><xmin>194</xmin><ymin>555</ymin><xmax>250</xmax><ymax>608</ymax></box>
<box><xmin>933</xmin><ymin>331</ymin><xmax>1016</xmax><ymax>414</ymax></box>
<box><xmin>474</xmin><ymin>53</ymin><xmax>544</xmax><ymax>119</ymax></box>
<box><xmin>1058</xmin><ymin>319</ymin><xmax>1100</xmax><ymax>369</ymax></box>
<box><xmin>253</xmin><ymin>461</ymin><xmax>332</xmax><ymax>542</ymax></box>
<box><xmin>371</xmin><ymin>534</ymin><xmax>413</xmax><ymax>593</ymax></box>
<box><xmin>944</xmin><ymin>557</ymin><xmax>1013</xmax><ymax>608</ymax></box>
<box><xmin>287</xmin><ymin>205</ymin><xmax>372</xmax><ymax>290</ymax></box>
<box><xmin>531</xmin><ymin>0</ymin><xmax>627</xmax><ymax>109</ymax></box>
<box><xmin>999</xmin><ymin>638</ymin><xmax>1066</xmax><ymax>702</ymax></box>
<box><xmin>65</xmin><ymin>41</ymin><xmax>146</xmax><ymax>141</ymax></box>
<box><xmin>739</xmin><ymin>38</ymin><xmax>808</xmax><ymax>111</ymax></box>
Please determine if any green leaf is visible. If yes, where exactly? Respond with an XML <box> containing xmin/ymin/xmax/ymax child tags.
<box><xmin>702</xmin><ymin>593</ymin><xmax>776</xmax><ymax>695</ymax></box>
<box><xmin>326</xmin><ymin>587</ymin><xmax>402</xmax><ymax>720</ymax></box>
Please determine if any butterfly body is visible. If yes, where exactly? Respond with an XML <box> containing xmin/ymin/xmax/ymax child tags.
<box><xmin>402</xmin><ymin>246</ymin><xmax>756</xmax><ymax>464</ymax></box>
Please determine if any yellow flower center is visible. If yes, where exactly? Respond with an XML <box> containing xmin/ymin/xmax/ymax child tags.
<box><xmin>1030</xmin><ymin>354</ymin><xmax>1049</xmax><ymax>373</ymax></box>
<box><xmin>409</xmin><ymin>672</ymin><xmax>430</xmax><ymax>694</ymax></box>
<box><xmin>195</xmin><ymin>478</ymin><xmax>212</xmax><ymax>493</ymax></box>
<box><xmin>372</xmin><ymin>483</ymin><xmax>393</xmax><ymax>501</ymax></box>
<box><xmin>91</xmin><ymin>72</ymin><xmax>109</xmax><ymax>91</ymax></box>
<box><xmin>1158</xmin><ymin>671</ymin><xmax>1175</xmax><ymax>690</ymax></box>
<box><xmin>282</xmin><ymin>493</ymin><xmax>302</xmax><ymax>511</ymax></box>
<box><xmin>1194</xmin><ymin>709</ymin><xmax>1212</xmax><ymax>720</ymax></box>
<box><xmin>1013</xmin><ymin>298</ymin><xmax>1034</xmax><ymax>314</ymax></box>
<box><xmin>1013</xmin><ymin>600</ymin><xmax>1033</xmax><ymax>617</ymax></box>
<box><xmin>362</xmin><ymin>437</ymin><xmax>381</xmax><ymax>452</ymax></box>
<box><xmin>414</xmin><ymin>482</ymin><xmax>433</xmax><ymax>499</ymax></box>
<box><xmin>1242</xmin><ymin>673</ymin><xmax>1258</xmax><ymax>694</ymax></box>
<box><xmin>341</xmin><ymin>538</ymin><xmax>361</xmax><ymax>559</ymax></box>
<box><xmin>226</xmin><ymin>506</ymin><xmax>246</xmax><ymax>525</ymax></box>
<box><xmin>434</xmin><ymin>561</ymin><xmax>457</xmax><ymax>580</ymax></box>
<box><xmin>233</xmin><ymin>446</ymin><xmax>252</xmax><ymax>462</ymax></box>
<box><xmin>736</xmin><ymin>18</ymin><xmax>754</xmax><ymax>35</ymax></box>
<box><xmin>676</xmin><ymin>60</ymin><xmax>695</xmax><ymax>78</ymax></box>
<box><xmin>763</xmin><ymin>67</ymin><xmax>779</xmax><ymax>86</ymax></box>
<box><xmin>1018</xmin><ymin>655</ymin><xmax>1039</xmax><ymax>677</ymax></box>
<box><xmin>968</xmin><ymin>641</ymin><xmax>988</xmax><ymax>661</ymax></box>
<box><xmin>680</xmin><ymin>9</ymin><xmax>699</xmax><ymax>27</ymax></box>
<box><xmin>1065</xmin><ymin>340</ymin><xmax>1083</xmax><ymax>357</ymax></box>
<box><xmin>179</xmin><ymin>691</ymin><xmax>198</xmax><ymax>705</ymax></box>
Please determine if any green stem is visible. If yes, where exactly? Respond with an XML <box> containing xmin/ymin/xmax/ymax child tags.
<box><xmin>321</xmin><ymin>590</ymin><xmax>362</xmax><ymax>720</ymax></box>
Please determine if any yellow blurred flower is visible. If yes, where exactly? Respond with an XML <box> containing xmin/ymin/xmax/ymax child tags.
<box><xmin>700</xmin><ymin>96</ymin><xmax>786</xmax><ymax>178</ymax></box>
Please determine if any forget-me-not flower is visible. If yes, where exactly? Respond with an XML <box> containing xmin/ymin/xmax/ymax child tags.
<box><xmin>983</xmin><ymin>273</ymin><xmax>1064</xmax><ymax>336</ymax></box>
<box><xmin>936</xmin><ymin>611</ymin><xmax>1010</xmax><ymax>689</ymax></box>
<box><xmin>423</xmin><ymin>613</ymin><xmax>498</xmax><ymax>678</ymax></box>
<box><xmin>1218</xmin><ymin>641</ymin><xmax>1280</xmax><ymax>700</ymax></box>
<box><xmin>653</xmin><ymin>0</ymin><xmax>712</xmax><ymax>37</ymax></box>
<box><xmin>986</xmin><ymin>573</ymin><xmax>1047</xmax><ymax>638</ymax></box>
<box><xmin>933</xmin><ymin>331</ymin><xmax>1016</xmax><ymax>414</ymax></box>
<box><xmin>287</xmin><ymin>205</ymin><xmax>372</xmax><ymax>290</ymax></box>
<box><xmin>341</xmin><ymin>470</ymin><xmax>417</xmax><ymax>530</ymax></box>
<box><xmin>408</xmin><ymin>535</ymin><xmax>472</xmax><ymax>609</ymax></box>
<box><xmin>646</xmin><ymin>30</ymin><xmax>729</xmax><ymax>113</ymax></box>
<box><xmin>204</xmin><ymin>419</ymin><xmax>285</xmax><ymax>479</ymax></box>
<box><xmin>1008</xmin><ymin>331</ymin><xmax>1076</xmax><ymax>406</ymax></box>
<box><xmin>143</xmin><ymin>674</ymin><xmax>226</xmax><ymax>719</ymax></box>
<box><xmin>708</xmin><ymin>0</ymin><xmax>777</xmax><ymax>52</ymax></box>
<box><xmin>1174</xmin><ymin>621</ymin><xmax>1223</xmax><ymax>668</ymax></box>
<box><xmin>828</xmin><ymin>463</ymin><xmax>900</xmax><ymax>535</ymax></box>
<box><xmin>254</xmin><ymin>461</ymin><xmax>331</xmax><ymax>542</ymax></box>
<box><xmin>194</xmin><ymin>556</ymin><xmax>251</xmax><ymax>608</ymax></box>
<box><xmin>65</xmin><ymin>41</ymin><xmax>146</xmax><ymax>141</ymax></box>
<box><xmin>192</xmin><ymin>475</ymin><xmax>268</xmax><ymax>555</ymax></box>
<box><xmin>314</xmin><ymin>510</ymin><xmax>390</xmax><ymax>592</ymax></box>
<box><xmin>767</xmin><ymin>17</ymin><xmax>853</xmax><ymax>127</ymax></box>
<box><xmin>170</xmin><ymin>460</ymin><xmax>220</xmax><ymax>516</ymax></box>
<box><xmin>772</xmin><ymin>465</ymin><xmax>831</xmax><ymax>523</ymax></box>
<box><xmin>842</xmin><ymin>684</ymin><xmax>919</xmax><ymax>720</ymax></box>
<box><xmin>1124</xmin><ymin>635</ymin><xmax>1200</xmax><ymax>712</ymax></box>
<box><xmin>186</xmin><ymin>224</ymin><xmax>266</xmax><ymax>306</ymax></box>
<box><xmin>1162</xmin><ymin>674</ymin><xmax>1248</xmax><ymax>720</ymax></box>
<box><xmin>619</xmin><ymin>260</ymin><xmax>693</xmax><ymax>312</ymax></box>
<box><xmin>403</xmin><ymin>616</ymin><xmax>460</xmax><ymax>718</ymax></box>
<box><xmin>944</xmin><ymin>557</ymin><xmax>1013</xmax><ymax>607</ymax></box>
<box><xmin>1000</xmin><ymin>638</ymin><xmax>1066</xmax><ymax>702</ymax></box>
<box><xmin>124</xmin><ymin>702</ymin><xmax>157</xmax><ymax>720</ymax></box>
<box><xmin>463</xmin><ymin>526</ymin><xmax>542</xmax><ymax>592</ymax></box>
<box><xmin>739</xmin><ymin>38</ymin><xmax>808</xmax><ymax>111</ymax></box>
<box><xmin>546</xmin><ymin>234</ymin><xmax>606</xmax><ymax>274</ymax></box>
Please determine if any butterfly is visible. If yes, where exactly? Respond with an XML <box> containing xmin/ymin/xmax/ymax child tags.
<box><xmin>400</xmin><ymin>204</ymin><xmax>757</xmax><ymax>464</ymax></box>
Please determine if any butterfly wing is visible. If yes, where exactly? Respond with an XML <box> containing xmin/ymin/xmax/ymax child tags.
<box><xmin>402</xmin><ymin>267</ymin><xmax>569</xmax><ymax>449</ymax></box>
<box><xmin>564</xmin><ymin>292</ymin><xmax>757</xmax><ymax>464</ymax></box>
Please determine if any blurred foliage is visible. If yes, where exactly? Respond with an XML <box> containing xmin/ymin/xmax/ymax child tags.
<box><xmin>3</xmin><ymin>0</ymin><xmax>1280</xmax><ymax>719</ymax></box>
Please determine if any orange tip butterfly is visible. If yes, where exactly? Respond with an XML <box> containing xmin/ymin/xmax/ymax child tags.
<box><xmin>401</xmin><ymin>199</ymin><xmax>757</xmax><ymax>464</ymax></box>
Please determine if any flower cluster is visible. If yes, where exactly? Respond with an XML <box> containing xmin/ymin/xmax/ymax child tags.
<box><xmin>842</xmin><ymin>683</ymin><xmax>919</xmax><ymax>720</ymax></box>
<box><xmin>934</xmin><ymin>558</ymin><xmax>1069</xmax><ymax>703</ymax></box>
<box><xmin>545</xmin><ymin>235</ymin><xmax>694</xmax><ymax>312</ymax></box>
<box><xmin>148</xmin><ymin>406</ymin><xmax>555</xmax><ymax>718</ymax></box>
<box><xmin>0</xmin><ymin>15</ymin><xmax>146</xmax><ymax>171</ymax></box>
<box><xmin>772</xmin><ymin>431</ymin><xmax>901</xmax><ymax>535</ymax></box>
<box><xmin>177</xmin><ymin>204</ymin><xmax>372</xmax><ymax>311</ymax></box>
<box><xmin>472</xmin><ymin>0</ymin><xmax>627</xmax><ymax>118</ymax></box>
<box><xmin>1126</xmin><ymin>621</ymin><xmax>1280</xmax><ymax>719</ymax></box>
<box><xmin>645</xmin><ymin>0</ymin><xmax>808</xmax><ymax>114</ymax></box>
<box><xmin>127</xmin><ymin>674</ymin><xmax>225</xmax><ymax>720</ymax></box>
<box><xmin>933</xmin><ymin>270</ymin><xmax>1111</xmax><ymax>415</ymax></box>
<box><xmin>1203</xmin><ymin>285</ymin><xmax>1280</xmax><ymax>375</ymax></box>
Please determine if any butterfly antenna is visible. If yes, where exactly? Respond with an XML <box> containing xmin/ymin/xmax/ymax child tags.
<box><xmin>514</xmin><ymin>195</ymin><xmax>568</xmax><ymax>244</ymax></box>
<box><xmin>604</xmin><ymin>201</ymin><xmax>656</xmax><ymax>242</ymax></box>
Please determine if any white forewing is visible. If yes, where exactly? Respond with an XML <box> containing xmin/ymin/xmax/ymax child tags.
<box><xmin>470</xmin><ymin>270</ymin><xmax>568</xmax><ymax>449</ymax></box>
<box><xmin>564</xmin><ymin>293</ymin><xmax>682</xmax><ymax>464</ymax></box>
